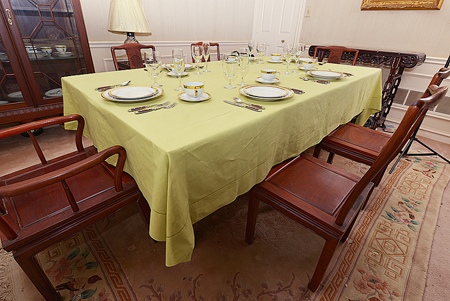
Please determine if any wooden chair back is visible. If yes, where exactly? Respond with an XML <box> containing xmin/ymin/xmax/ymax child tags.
<box><xmin>335</xmin><ymin>85</ymin><xmax>448</xmax><ymax>225</ymax></box>
<box><xmin>111</xmin><ymin>43</ymin><xmax>156</xmax><ymax>70</ymax></box>
<box><xmin>190</xmin><ymin>42</ymin><xmax>220</xmax><ymax>63</ymax></box>
<box><xmin>313</xmin><ymin>45</ymin><xmax>359</xmax><ymax>65</ymax></box>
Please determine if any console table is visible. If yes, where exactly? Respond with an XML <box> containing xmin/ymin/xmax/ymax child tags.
<box><xmin>308</xmin><ymin>46</ymin><xmax>426</xmax><ymax>130</ymax></box>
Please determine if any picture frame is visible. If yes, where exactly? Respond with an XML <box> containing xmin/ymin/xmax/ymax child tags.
<box><xmin>361</xmin><ymin>0</ymin><xmax>444</xmax><ymax>10</ymax></box>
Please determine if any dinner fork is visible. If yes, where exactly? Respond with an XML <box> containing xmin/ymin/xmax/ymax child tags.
<box><xmin>135</xmin><ymin>102</ymin><xmax>177</xmax><ymax>114</ymax></box>
<box><xmin>128</xmin><ymin>101</ymin><xmax>170</xmax><ymax>112</ymax></box>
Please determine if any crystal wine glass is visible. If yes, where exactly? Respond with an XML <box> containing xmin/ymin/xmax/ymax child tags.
<box><xmin>283</xmin><ymin>44</ymin><xmax>294</xmax><ymax>75</ymax></box>
<box><xmin>172</xmin><ymin>48</ymin><xmax>185</xmax><ymax>91</ymax></box>
<box><xmin>238</xmin><ymin>48</ymin><xmax>249</xmax><ymax>86</ymax></box>
<box><xmin>202</xmin><ymin>42</ymin><xmax>211</xmax><ymax>73</ymax></box>
<box><xmin>222</xmin><ymin>54</ymin><xmax>238</xmax><ymax>89</ymax></box>
<box><xmin>293</xmin><ymin>43</ymin><xmax>306</xmax><ymax>73</ymax></box>
<box><xmin>256</xmin><ymin>42</ymin><xmax>266</xmax><ymax>64</ymax></box>
<box><xmin>144</xmin><ymin>50</ymin><xmax>163</xmax><ymax>87</ymax></box>
<box><xmin>192</xmin><ymin>45</ymin><xmax>203</xmax><ymax>75</ymax></box>
<box><xmin>248</xmin><ymin>39</ymin><xmax>255</xmax><ymax>59</ymax></box>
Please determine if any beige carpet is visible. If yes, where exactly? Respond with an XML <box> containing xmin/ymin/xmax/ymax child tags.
<box><xmin>1</xmin><ymin>126</ymin><xmax>449</xmax><ymax>301</ymax></box>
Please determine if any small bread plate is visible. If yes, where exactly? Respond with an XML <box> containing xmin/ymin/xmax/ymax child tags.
<box><xmin>256</xmin><ymin>77</ymin><xmax>280</xmax><ymax>84</ymax></box>
<box><xmin>167</xmin><ymin>71</ymin><xmax>188</xmax><ymax>77</ymax></box>
<box><xmin>306</xmin><ymin>70</ymin><xmax>346</xmax><ymax>80</ymax></box>
<box><xmin>299</xmin><ymin>66</ymin><xmax>318</xmax><ymax>71</ymax></box>
<box><xmin>164</xmin><ymin>63</ymin><xmax>194</xmax><ymax>71</ymax></box>
<box><xmin>239</xmin><ymin>85</ymin><xmax>294</xmax><ymax>101</ymax></box>
<box><xmin>7</xmin><ymin>91</ymin><xmax>23</xmax><ymax>100</ymax></box>
<box><xmin>102</xmin><ymin>87</ymin><xmax>163</xmax><ymax>103</ymax></box>
<box><xmin>178</xmin><ymin>92</ymin><xmax>211</xmax><ymax>102</ymax></box>
<box><xmin>54</xmin><ymin>51</ymin><xmax>74</xmax><ymax>57</ymax></box>
<box><xmin>108</xmin><ymin>86</ymin><xmax>158</xmax><ymax>100</ymax></box>
<box><xmin>45</xmin><ymin>88</ymin><xmax>63</xmax><ymax>97</ymax></box>
<box><xmin>267</xmin><ymin>60</ymin><xmax>283</xmax><ymax>63</ymax></box>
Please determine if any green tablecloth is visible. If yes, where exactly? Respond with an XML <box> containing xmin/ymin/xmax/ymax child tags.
<box><xmin>63</xmin><ymin>59</ymin><xmax>382</xmax><ymax>266</ymax></box>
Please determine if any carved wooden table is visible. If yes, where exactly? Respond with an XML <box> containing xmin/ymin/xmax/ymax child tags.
<box><xmin>309</xmin><ymin>46</ymin><xmax>426</xmax><ymax>129</ymax></box>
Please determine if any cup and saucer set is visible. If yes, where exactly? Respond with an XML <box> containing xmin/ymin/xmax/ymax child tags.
<box><xmin>178</xmin><ymin>82</ymin><xmax>211</xmax><ymax>102</ymax></box>
<box><xmin>256</xmin><ymin>69</ymin><xmax>280</xmax><ymax>84</ymax></box>
<box><xmin>299</xmin><ymin>58</ymin><xmax>318</xmax><ymax>71</ymax></box>
<box><xmin>267</xmin><ymin>53</ymin><xmax>283</xmax><ymax>64</ymax></box>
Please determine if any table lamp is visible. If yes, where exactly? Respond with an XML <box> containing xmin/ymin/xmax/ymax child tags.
<box><xmin>107</xmin><ymin>0</ymin><xmax>151</xmax><ymax>43</ymax></box>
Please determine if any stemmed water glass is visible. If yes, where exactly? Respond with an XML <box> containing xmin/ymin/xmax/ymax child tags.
<box><xmin>192</xmin><ymin>45</ymin><xmax>203</xmax><ymax>75</ymax></box>
<box><xmin>172</xmin><ymin>48</ymin><xmax>185</xmax><ymax>91</ymax></box>
<box><xmin>143</xmin><ymin>50</ymin><xmax>163</xmax><ymax>87</ymax></box>
<box><xmin>222</xmin><ymin>54</ymin><xmax>238</xmax><ymax>89</ymax></box>
<box><xmin>248</xmin><ymin>39</ymin><xmax>255</xmax><ymax>59</ymax></box>
<box><xmin>202</xmin><ymin>42</ymin><xmax>211</xmax><ymax>73</ymax></box>
<box><xmin>238</xmin><ymin>48</ymin><xmax>249</xmax><ymax>86</ymax></box>
<box><xmin>283</xmin><ymin>44</ymin><xmax>294</xmax><ymax>75</ymax></box>
<box><xmin>256</xmin><ymin>42</ymin><xmax>266</xmax><ymax>64</ymax></box>
<box><xmin>293</xmin><ymin>43</ymin><xmax>306</xmax><ymax>72</ymax></box>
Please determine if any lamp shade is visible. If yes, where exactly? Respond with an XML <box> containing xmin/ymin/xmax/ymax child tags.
<box><xmin>108</xmin><ymin>0</ymin><xmax>151</xmax><ymax>35</ymax></box>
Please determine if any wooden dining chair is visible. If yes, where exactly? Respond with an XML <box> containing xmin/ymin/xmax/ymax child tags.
<box><xmin>245</xmin><ymin>85</ymin><xmax>448</xmax><ymax>292</ymax></box>
<box><xmin>111</xmin><ymin>43</ymin><xmax>156</xmax><ymax>70</ymax></box>
<box><xmin>0</xmin><ymin>115</ymin><xmax>150</xmax><ymax>300</ymax></box>
<box><xmin>313</xmin><ymin>67</ymin><xmax>450</xmax><ymax>185</ymax></box>
<box><xmin>190</xmin><ymin>42</ymin><xmax>220</xmax><ymax>63</ymax></box>
<box><xmin>313</xmin><ymin>45</ymin><xmax>359</xmax><ymax>65</ymax></box>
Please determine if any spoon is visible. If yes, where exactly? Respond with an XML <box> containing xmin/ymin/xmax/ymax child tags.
<box><xmin>95</xmin><ymin>80</ymin><xmax>131</xmax><ymax>92</ymax></box>
<box><xmin>300</xmin><ymin>77</ymin><xmax>329</xmax><ymax>84</ymax></box>
<box><xmin>233</xmin><ymin>97</ymin><xmax>265</xmax><ymax>110</ymax></box>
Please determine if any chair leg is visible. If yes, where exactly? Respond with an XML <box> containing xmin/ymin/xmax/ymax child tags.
<box><xmin>308</xmin><ymin>238</ymin><xmax>339</xmax><ymax>292</ymax></box>
<box><xmin>373</xmin><ymin>165</ymin><xmax>387</xmax><ymax>187</ymax></box>
<box><xmin>15</xmin><ymin>252</ymin><xmax>62</xmax><ymax>300</ymax></box>
<box><xmin>313</xmin><ymin>145</ymin><xmax>321</xmax><ymax>158</ymax></box>
<box><xmin>245</xmin><ymin>191</ymin><xmax>261</xmax><ymax>245</ymax></box>
<box><xmin>326</xmin><ymin>152</ymin><xmax>335</xmax><ymax>164</ymax></box>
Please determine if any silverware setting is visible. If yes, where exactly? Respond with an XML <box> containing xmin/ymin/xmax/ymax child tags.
<box><xmin>224</xmin><ymin>100</ymin><xmax>262</xmax><ymax>112</ymax></box>
<box><xmin>95</xmin><ymin>80</ymin><xmax>131</xmax><ymax>92</ymax></box>
<box><xmin>134</xmin><ymin>102</ymin><xmax>177</xmax><ymax>114</ymax></box>
<box><xmin>300</xmin><ymin>77</ymin><xmax>330</xmax><ymax>84</ymax></box>
<box><xmin>233</xmin><ymin>97</ymin><xmax>265</xmax><ymax>110</ymax></box>
<box><xmin>128</xmin><ymin>101</ymin><xmax>170</xmax><ymax>112</ymax></box>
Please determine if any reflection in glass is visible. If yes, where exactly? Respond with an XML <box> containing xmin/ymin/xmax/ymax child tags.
<box><xmin>0</xmin><ymin>36</ymin><xmax>25</xmax><ymax>105</ymax></box>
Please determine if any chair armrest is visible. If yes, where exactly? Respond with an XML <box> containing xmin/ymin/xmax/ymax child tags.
<box><xmin>0</xmin><ymin>145</ymin><xmax>126</xmax><ymax>198</ymax></box>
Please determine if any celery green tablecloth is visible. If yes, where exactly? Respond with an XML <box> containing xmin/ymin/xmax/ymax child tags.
<box><xmin>62</xmin><ymin>59</ymin><xmax>382</xmax><ymax>266</ymax></box>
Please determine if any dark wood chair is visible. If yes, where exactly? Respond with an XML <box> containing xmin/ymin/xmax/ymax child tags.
<box><xmin>313</xmin><ymin>67</ymin><xmax>450</xmax><ymax>185</ymax></box>
<box><xmin>190</xmin><ymin>42</ymin><xmax>220</xmax><ymax>63</ymax></box>
<box><xmin>313</xmin><ymin>45</ymin><xmax>359</xmax><ymax>65</ymax></box>
<box><xmin>245</xmin><ymin>85</ymin><xmax>448</xmax><ymax>292</ymax></box>
<box><xmin>0</xmin><ymin>115</ymin><xmax>150</xmax><ymax>300</ymax></box>
<box><xmin>111</xmin><ymin>43</ymin><xmax>156</xmax><ymax>70</ymax></box>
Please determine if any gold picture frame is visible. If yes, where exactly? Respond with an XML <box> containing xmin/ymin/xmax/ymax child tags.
<box><xmin>361</xmin><ymin>0</ymin><xmax>444</xmax><ymax>10</ymax></box>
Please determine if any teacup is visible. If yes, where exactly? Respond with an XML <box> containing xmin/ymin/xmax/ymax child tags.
<box><xmin>55</xmin><ymin>45</ymin><xmax>67</xmax><ymax>54</ymax></box>
<box><xmin>261</xmin><ymin>69</ymin><xmax>280</xmax><ymax>81</ymax></box>
<box><xmin>270</xmin><ymin>53</ymin><xmax>281</xmax><ymax>61</ymax></box>
<box><xmin>41</xmin><ymin>47</ymin><xmax>52</xmax><ymax>55</ymax></box>
<box><xmin>301</xmin><ymin>58</ymin><xmax>317</xmax><ymax>70</ymax></box>
<box><xmin>183</xmin><ymin>82</ymin><xmax>204</xmax><ymax>100</ymax></box>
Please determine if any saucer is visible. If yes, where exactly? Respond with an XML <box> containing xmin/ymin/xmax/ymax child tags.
<box><xmin>299</xmin><ymin>66</ymin><xmax>318</xmax><ymax>71</ymax></box>
<box><xmin>267</xmin><ymin>60</ymin><xmax>283</xmax><ymax>63</ymax></box>
<box><xmin>167</xmin><ymin>71</ymin><xmax>188</xmax><ymax>77</ymax></box>
<box><xmin>178</xmin><ymin>92</ymin><xmax>211</xmax><ymax>102</ymax></box>
<box><xmin>256</xmin><ymin>77</ymin><xmax>280</xmax><ymax>84</ymax></box>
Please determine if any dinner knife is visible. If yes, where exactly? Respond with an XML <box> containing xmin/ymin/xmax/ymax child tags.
<box><xmin>128</xmin><ymin>101</ymin><xmax>170</xmax><ymax>112</ymax></box>
<box><xmin>223</xmin><ymin>100</ymin><xmax>262</xmax><ymax>112</ymax></box>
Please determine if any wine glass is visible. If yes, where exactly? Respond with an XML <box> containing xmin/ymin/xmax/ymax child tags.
<box><xmin>293</xmin><ymin>43</ymin><xmax>306</xmax><ymax>72</ymax></box>
<box><xmin>238</xmin><ymin>49</ymin><xmax>249</xmax><ymax>86</ymax></box>
<box><xmin>192</xmin><ymin>45</ymin><xmax>203</xmax><ymax>75</ymax></box>
<box><xmin>256</xmin><ymin>42</ymin><xmax>266</xmax><ymax>64</ymax></box>
<box><xmin>172</xmin><ymin>48</ymin><xmax>185</xmax><ymax>91</ymax></box>
<box><xmin>202</xmin><ymin>42</ymin><xmax>211</xmax><ymax>73</ymax></box>
<box><xmin>248</xmin><ymin>39</ymin><xmax>255</xmax><ymax>58</ymax></box>
<box><xmin>143</xmin><ymin>50</ymin><xmax>162</xmax><ymax>87</ymax></box>
<box><xmin>222</xmin><ymin>54</ymin><xmax>238</xmax><ymax>89</ymax></box>
<box><xmin>283</xmin><ymin>44</ymin><xmax>294</xmax><ymax>75</ymax></box>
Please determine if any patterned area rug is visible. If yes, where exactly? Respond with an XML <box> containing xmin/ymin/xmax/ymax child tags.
<box><xmin>1</xmin><ymin>155</ymin><xmax>449</xmax><ymax>301</ymax></box>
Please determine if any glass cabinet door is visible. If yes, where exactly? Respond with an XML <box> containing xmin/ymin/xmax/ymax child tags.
<box><xmin>6</xmin><ymin>0</ymin><xmax>92</xmax><ymax>101</ymax></box>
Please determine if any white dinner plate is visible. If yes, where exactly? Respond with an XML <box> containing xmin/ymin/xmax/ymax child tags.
<box><xmin>108</xmin><ymin>86</ymin><xmax>158</xmax><ymax>100</ymax></box>
<box><xmin>256</xmin><ymin>77</ymin><xmax>280</xmax><ymax>84</ymax></box>
<box><xmin>7</xmin><ymin>91</ymin><xmax>23</xmax><ymax>99</ymax></box>
<box><xmin>267</xmin><ymin>60</ymin><xmax>283</xmax><ymax>63</ymax></box>
<box><xmin>178</xmin><ymin>92</ymin><xmax>211</xmax><ymax>102</ymax></box>
<box><xmin>102</xmin><ymin>87</ymin><xmax>163</xmax><ymax>103</ymax></box>
<box><xmin>239</xmin><ymin>85</ymin><xmax>294</xmax><ymax>101</ymax></box>
<box><xmin>45</xmin><ymin>88</ymin><xmax>63</xmax><ymax>97</ymax></box>
<box><xmin>164</xmin><ymin>63</ymin><xmax>194</xmax><ymax>70</ymax></box>
<box><xmin>306</xmin><ymin>70</ymin><xmax>346</xmax><ymax>80</ymax></box>
<box><xmin>167</xmin><ymin>71</ymin><xmax>188</xmax><ymax>77</ymax></box>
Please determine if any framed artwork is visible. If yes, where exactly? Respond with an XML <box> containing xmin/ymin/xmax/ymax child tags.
<box><xmin>361</xmin><ymin>0</ymin><xmax>444</xmax><ymax>10</ymax></box>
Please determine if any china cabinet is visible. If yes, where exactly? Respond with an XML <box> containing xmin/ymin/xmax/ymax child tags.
<box><xmin>0</xmin><ymin>0</ymin><xmax>94</xmax><ymax>125</ymax></box>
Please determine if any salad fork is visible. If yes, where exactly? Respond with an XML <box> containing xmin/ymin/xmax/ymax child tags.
<box><xmin>135</xmin><ymin>102</ymin><xmax>177</xmax><ymax>114</ymax></box>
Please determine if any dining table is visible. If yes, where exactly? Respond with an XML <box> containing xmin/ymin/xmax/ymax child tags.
<box><xmin>62</xmin><ymin>57</ymin><xmax>382</xmax><ymax>267</ymax></box>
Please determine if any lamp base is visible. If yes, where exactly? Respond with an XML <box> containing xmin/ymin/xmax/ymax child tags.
<box><xmin>124</xmin><ymin>32</ymin><xmax>139</xmax><ymax>43</ymax></box>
